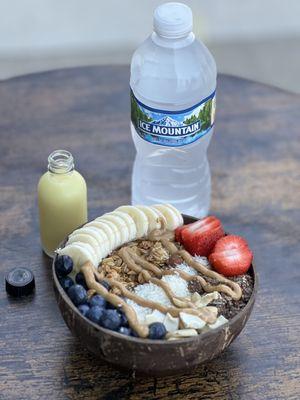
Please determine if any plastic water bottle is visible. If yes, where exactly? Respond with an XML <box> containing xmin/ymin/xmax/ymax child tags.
<box><xmin>130</xmin><ymin>2</ymin><xmax>217</xmax><ymax>217</ymax></box>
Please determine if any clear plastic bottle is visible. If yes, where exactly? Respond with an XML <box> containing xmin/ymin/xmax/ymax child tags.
<box><xmin>130</xmin><ymin>2</ymin><xmax>217</xmax><ymax>217</ymax></box>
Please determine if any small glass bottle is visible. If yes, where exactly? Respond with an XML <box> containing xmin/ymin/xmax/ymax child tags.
<box><xmin>38</xmin><ymin>150</ymin><xmax>88</xmax><ymax>258</ymax></box>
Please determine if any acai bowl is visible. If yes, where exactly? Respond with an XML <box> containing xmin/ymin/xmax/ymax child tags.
<box><xmin>53</xmin><ymin>204</ymin><xmax>257</xmax><ymax>376</ymax></box>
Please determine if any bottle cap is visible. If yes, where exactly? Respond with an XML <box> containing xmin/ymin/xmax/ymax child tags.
<box><xmin>5</xmin><ymin>267</ymin><xmax>35</xmax><ymax>297</ymax></box>
<box><xmin>153</xmin><ymin>2</ymin><xmax>193</xmax><ymax>39</ymax></box>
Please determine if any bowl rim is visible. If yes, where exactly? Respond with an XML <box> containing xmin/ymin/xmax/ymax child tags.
<box><xmin>53</xmin><ymin>214</ymin><xmax>258</xmax><ymax>345</ymax></box>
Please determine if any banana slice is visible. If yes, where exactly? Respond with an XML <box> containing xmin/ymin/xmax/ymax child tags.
<box><xmin>164</xmin><ymin>204</ymin><xmax>183</xmax><ymax>226</ymax></box>
<box><xmin>108</xmin><ymin>211</ymin><xmax>137</xmax><ymax>241</ymax></box>
<box><xmin>151</xmin><ymin>207</ymin><xmax>168</xmax><ymax>229</ymax></box>
<box><xmin>94</xmin><ymin>218</ymin><xmax>122</xmax><ymax>248</ymax></box>
<box><xmin>152</xmin><ymin>204</ymin><xmax>180</xmax><ymax>230</ymax></box>
<box><xmin>116</xmin><ymin>205</ymin><xmax>148</xmax><ymax>238</ymax></box>
<box><xmin>87</xmin><ymin>228</ymin><xmax>110</xmax><ymax>258</ymax></box>
<box><xmin>57</xmin><ymin>242</ymin><xmax>97</xmax><ymax>273</ymax></box>
<box><xmin>69</xmin><ymin>241</ymin><xmax>98</xmax><ymax>266</ymax></box>
<box><xmin>77</xmin><ymin>242</ymin><xmax>98</xmax><ymax>265</ymax></box>
<box><xmin>67</xmin><ymin>233</ymin><xmax>102</xmax><ymax>261</ymax></box>
<box><xmin>99</xmin><ymin>213</ymin><xmax>130</xmax><ymax>245</ymax></box>
<box><xmin>85</xmin><ymin>220</ymin><xmax>115</xmax><ymax>251</ymax></box>
<box><xmin>135</xmin><ymin>205</ymin><xmax>164</xmax><ymax>233</ymax></box>
<box><xmin>69</xmin><ymin>226</ymin><xmax>110</xmax><ymax>260</ymax></box>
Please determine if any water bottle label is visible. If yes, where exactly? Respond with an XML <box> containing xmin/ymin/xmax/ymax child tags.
<box><xmin>131</xmin><ymin>89</ymin><xmax>216</xmax><ymax>147</ymax></box>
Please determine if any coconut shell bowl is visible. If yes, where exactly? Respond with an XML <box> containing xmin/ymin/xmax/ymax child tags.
<box><xmin>52</xmin><ymin>215</ymin><xmax>257</xmax><ymax>377</ymax></box>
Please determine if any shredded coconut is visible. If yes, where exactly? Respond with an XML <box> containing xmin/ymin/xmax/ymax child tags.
<box><xmin>126</xmin><ymin>273</ymin><xmax>192</xmax><ymax>323</ymax></box>
<box><xmin>125</xmin><ymin>257</ymin><xmax>210</xmax><ymax>323</ymax></box>
<box><xmin>162</xmin><ymin>274</ymin><xmax>190</xmax><ymax>298</ymax></box>
<box><xmin>126</xmin><ymin>282</ymin><xmax>172</xmax><ymax>323</ymax></box>
<box><xmin>126</xmin><ymin>299</ymin><xmax>152</xmax><ymax>324</ymax></box>
<box><xmin>176</xmin><ymin>262</ymin><xmax>198</xmax><ymax>276</ymax></box>
<box><xmin>134</xmin><ymin>282</ymin><xmax>172</xmax><ymax>307</ymax></box>
<box><xmin>194</xmin><ymin>255</ymin><xmax>211</xmax><ymax>268</ymax></box>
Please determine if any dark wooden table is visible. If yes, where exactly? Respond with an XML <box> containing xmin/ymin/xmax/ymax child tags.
<box><xmin>0</xmin><ymin>66</ymin><xmax>299</xmax><ymax>400</ymax></box>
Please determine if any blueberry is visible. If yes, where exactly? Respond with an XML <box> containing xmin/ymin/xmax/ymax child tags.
<box><xmin>100</xmin><ymin>280</ymin><xmax>111</xmax><ymax>291</ymax></box>
<box><xmin>148</xmin><ymin>322</ymin><xmax>167</xmax><ymax>340</ymax></box>
<box><xmin>55</xmin><ymin>255</ymin><xmax>73</xmax><ymax>277</ymax></box>
<box><xmin>118</xmin><ymin>326</ymin><xmax>138</xmax><ymax>337</ymax></box>
<box><xmin>75</xmin><ymin>272</ymin><xmax>88</xmax><ymax>290</ymax></box>
<box><xmin>59</xmin><ymin>276</ymin><xmax>74</xmax><ymax>291</ymax></box>
<box><xmin>106</xmin><ymin>301</ymin><xmax>116</xmax><ymax>310</ymax></box>
<box><xmin>131</xmin><ymin>329</ymin><xmax>138</xmax><ymax>337</ymax></box>
<box><xmin>68</xmin><ymin>284</ymin><xmax>87</xmax><ymax>306</ymax></box>
<box><xmin>88</xmin><ymin>294</ymin><xmax>106</xmax><ymax>309</ymax></box>
<box><xmin>107</xmin><ymin>296</ymin><xmax>125</xmax><ymax>310</ymax></box>
<box><xmin>86</xmin><ymin>305</ymin><xmax>104</xmax><ymax>324</ymax></box>
<box><xmin>100</xmin><ymin>309</ymin><xmax>122</xmax><ymax>331</ymax></box>
<box><xmin>118</xmin><ymin>326</ymin><xmax>132</xmax><ymax>336</ymax></box>
<box><xmin>78</xmin><ymin>304</ymin><xmax>90</xmax><ymax>317</ymax></box>
<box><xmin>118</xmin><ymin>310</ymin><xmax>129</xmax><ymax>327</ymax></box>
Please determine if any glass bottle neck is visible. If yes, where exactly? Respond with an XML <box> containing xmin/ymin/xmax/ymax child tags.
<box><xmin>48</xmin><ymin>150</ymin><xmax>74</xmax><ymax>174</ymax></box>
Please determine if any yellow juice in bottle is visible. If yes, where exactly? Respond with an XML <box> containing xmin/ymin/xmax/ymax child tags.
<box><xmin>38</xmin><ymin>150</ymin><xmax>88</xmax><ymax>258</ymax></box>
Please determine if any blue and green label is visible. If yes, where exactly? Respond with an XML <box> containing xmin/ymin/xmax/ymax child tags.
<box><xmin>130</xmin><ymin>89</ymin><xmax>216</xmax><ymax>147</ymax></box>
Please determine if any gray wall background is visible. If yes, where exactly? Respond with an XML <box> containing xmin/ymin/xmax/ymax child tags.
<box><xmin>0</xmin><ymin>0</ymin><xmax>299</xmax><ymax>92</ymax></box>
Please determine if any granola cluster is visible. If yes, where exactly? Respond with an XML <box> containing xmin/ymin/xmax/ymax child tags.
<box><xmin>100</xmin><ymin>253</ymin><xmax>135</xmax><ymax>294</ymax></box>
<box><xmin>98</xmin><ymin>239</ymin><xmax>171</xmax><ymax>292</ymax></box>
<box><xmin>146</xmin><ymin>242</ymin><xmax>169</xmax><ymax>266</ymax></box>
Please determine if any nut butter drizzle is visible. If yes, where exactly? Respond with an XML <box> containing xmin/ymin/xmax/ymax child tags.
<box><xmin>120</xmin><ymin>247</ymin><xmax>196</xmax><ymax>309</ymax></box>
<box><xmin>148</xmin><ymin>226</ymin><xmax>242</xmax><ymax>300</ymax></box>
<box><xmin>81</xmin><ymin>262</ymin><xmax>149</xmax><ymax>338</ymax></box>
<box><xmin>82</xmin><ymin>262</ymin><xmax>216</xmax><ymax>338</ymax></box>
<box><xmin>94</xmin><ymin>249</ymin><xmax>217</xmax><ymax>323</ymax></box>
<box><xmin>160</xmin><ymin>238</ymin><xmax>242</xmax><ymax>301</ymax></box>
<box><xmin>80</xmin><ymin>225</ymin><xmax>243</xmax><ymax>338</ymax></box>
<box><xmin>149</xmin><ymin>225</ymin><xmax>242</xmax><ymax>300</ymax></box>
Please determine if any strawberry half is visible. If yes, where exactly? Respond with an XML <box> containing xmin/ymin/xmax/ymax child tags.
<box><xmin>181</xmin><ymin>216</ymin><xmax>219</xmax><ymax>239</ymax></box>
<box><xmin>175</xmin><ymin>225</ymin><xmax>186</xmax><ymax>243</ymax></box>
<box><xmin>209</xmin><ymin>235</ymin><xmax>253</xmax><ymax>277</ymax></box>
<box><xmin>213</xmin><ymin>235</ymin><xmax>249</xmax><ymax>253</ymax></box>
<box><xmin>180</xmin><ymin>216</ymin><xmax>224</xmax><ymax>256</ymax></box>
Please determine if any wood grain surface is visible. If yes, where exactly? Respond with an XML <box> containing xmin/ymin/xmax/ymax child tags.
<box><xmin>0</xmin><ymin>66</ymin><xmax>299</xmax><ymax>399</ymax></box>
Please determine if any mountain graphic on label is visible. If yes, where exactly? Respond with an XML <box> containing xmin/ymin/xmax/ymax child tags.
<box><xmin>153</xmin><ymin>116</ymin><xmax>181</xmax><ymax>127</ymax></box>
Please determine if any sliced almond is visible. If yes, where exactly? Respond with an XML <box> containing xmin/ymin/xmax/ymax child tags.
<box><xmin>208</xmin><ymin>315</ymin><xmax>228</xmax><ymax>330</ymax></box>
<box><xmin>166</xmin><ymin>329</ymin><xmax>198</xmax><ymax>338</ymax></box>
<box><xmin>195</xmin><ymin>291</ymin><xmax>220</xmax><ymax>308</ymax></box>
<box><xmin>179</xmin><ymin>312</ymin><xmax>206</xmax><ymax>330</ymax></box>
<box><xmin>163</xmin><ymin>313</ymin><xmax>179</xmax><ymax>333</ymax></box>
<box><xmin>145</xmin><ymin>310</ymin><xmax>165</xmax><ymax>325</ymax></box>
<box><xmin>191</xmin><ymin>292</ymin><xmax>202</xmax><ymax>303</ymax></box>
